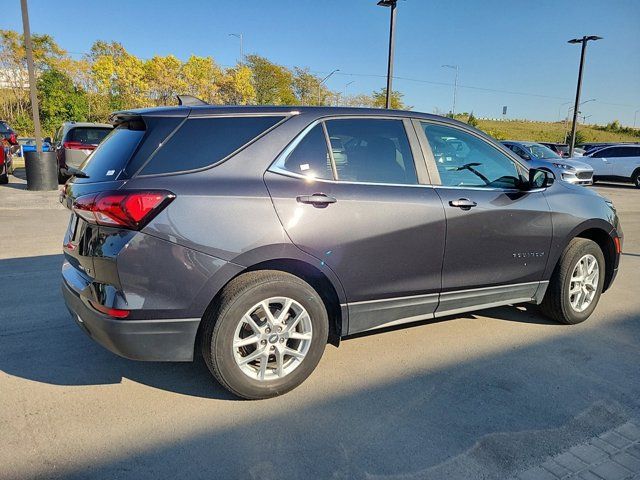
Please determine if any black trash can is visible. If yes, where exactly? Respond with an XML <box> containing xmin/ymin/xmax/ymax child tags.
<box><xmin>24</xmin><ymin>151</ymin><xmax>58</xmax><ymax>191</ymax></box>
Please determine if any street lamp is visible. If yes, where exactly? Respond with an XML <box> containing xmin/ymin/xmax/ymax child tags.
<box><xmin>558</xmin><ymin>101</ymin><xmax>572</xmax><ymax>121</ymax></box>
<box><xmin>634</xmin><ymin>109</ymin><xmax>640</xmax><ymax>128</ymax></box>
<box><xmin>564</xmin><ymin>99</ymin><xmax>595</xmax><ymax>143</ymax></box>
<box><xmin>377</xmin><ymin>0</ymin><xmax>398</xmax><ymax>109</ymax></box>
<box><xmin>228</xmin><ymin>33</ymin><xmax>243</xmax><ymax>63</ymax></box>
<box><xmin>442</xmin><ymin>64</ymin><xmax>459</xmax><ymax>116</ymax></box>
<box><xmin>318</xmin><ymin>69</ymin><xmax>340</xmax><ymax>105</ymax></box>
<box><xmin>567</xmin><ymin>35</ymin><xmax>602</xmax><ymax>157</ymax></box>
<box><xmin>343</xmin><ymin>81</ymin><xmax>355</xmax><ymax>105</ymax></box>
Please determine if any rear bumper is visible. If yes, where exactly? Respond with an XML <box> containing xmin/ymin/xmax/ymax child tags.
<box><xmin>62</xmin><ymin>268</ymin><xmax>200</xmax><ymax>362</ymax></box>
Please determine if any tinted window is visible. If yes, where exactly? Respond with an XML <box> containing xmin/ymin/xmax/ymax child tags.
<box><xmin>141</xmin><ymin>116</ymin><xmax>283</xmax><ymax>175</ymax></box>
<box><xmin>281</xmin><ymin>124</ymin><xmax>333</xmax><ymax>179</ymax></box>
<box><xmin>78</xmin><ymin>125</ymin><xmax>145</xmax><ymax>182</ymax></box>
<box><xmin>609</xmin><ymin>146</ymin><xmax>640</xmax><ymax>157</ymax></box>
<box><xmin>67</xmin><ymin>127</ymin><xmax>112</xmax><ymax>145</ymax></box>
<box><xmin>422</xmin><ymin>122</ymin><xmax>520</xmax><ymax>188</ymax></box>
<box><xmin>324</xmin><ymin>118</ymin><xmax>417</xmax><ymax>185</ymax></box>
<box><xmin>591</xmin><ymin>147</ymin><xmax>613</xmax><ymax>158</ymax></box>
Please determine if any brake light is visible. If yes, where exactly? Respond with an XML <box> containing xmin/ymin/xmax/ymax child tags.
<box><xmin>9</xmin><ymin>133</ymin><xmax>17</xmax><ymax>145</ymax></box>
<box><xmin>73</xmin><ymin>190</ymin><xmax>175</xmax><ymax>230</ymax></box>
<box><xmin>89</xmin><ymin>301</ymin><xmax>130</xmax><ymax>318</ymax></box>
<box><xmin>64</xmin><ymin>141</ymin><xmax>95</xmax><ymax>150</ymax></box>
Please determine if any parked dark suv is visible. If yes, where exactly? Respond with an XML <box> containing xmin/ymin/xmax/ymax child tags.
<box><xmin>61</xmin><ymin>105</ymin><xmax>622</xmax><ymax>399</ymax></box>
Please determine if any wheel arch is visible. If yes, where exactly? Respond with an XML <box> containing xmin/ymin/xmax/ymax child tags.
<box><xmin>573</xmin><ymin>226</ymin><xmax>617</xmax><ymax>292</ymax></box>
<box><xmin>195</xmin><ymin>249</ymin><xmax>347</xmax><ymax>354</ymax></box>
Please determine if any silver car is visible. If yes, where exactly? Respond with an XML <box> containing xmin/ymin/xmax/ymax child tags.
<box><xmin>54</xmin><ymin>122</ymin><xmax>112</xmax><ymax>183</ymax></box>
<box><xmin>501</xmin><ymin>141</ymin><xmax>594</xmax><ymax>185</ymax></box>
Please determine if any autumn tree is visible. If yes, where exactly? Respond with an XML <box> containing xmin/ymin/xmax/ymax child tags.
<box><xmin>371</xmin><ymin>88</ymin><xmax>407</xmax><ymax>110</ymax></box>
<box><xmin>219</xmin><ymin>65</ymin><xmax>256</xmax><ymax>105</ymax></box>
<box><xmin>181</xmin><ymin>55</ymin><xmax>223</xmax><ymax>104</ymax></box>
<box><xmin>245</xmin><ymin>55</ymin><xmax>296</xmax><ymax>105</ymax></box>
<box><xmin>145</xmin><ymin>55</ymin><xmax>185</xmax><ymax>106</ymax></box>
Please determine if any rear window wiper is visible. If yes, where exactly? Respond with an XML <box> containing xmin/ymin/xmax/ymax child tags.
<box><xmin>64</xmin><ymin>166</ymin><xmax>90</xmax><ymax>179</ymax></box>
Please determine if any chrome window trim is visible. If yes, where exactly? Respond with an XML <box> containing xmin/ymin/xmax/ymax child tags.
<box><xmin>269</xmin><ymin>115</ymin><xmax>429</xmax><ymax>187</ymax></box>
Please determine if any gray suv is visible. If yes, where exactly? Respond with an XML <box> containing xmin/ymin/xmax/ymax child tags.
<box><xmin>61</xmin><ymin>106</ymin><xmax>622</xmax><ymax>399</ymax></box>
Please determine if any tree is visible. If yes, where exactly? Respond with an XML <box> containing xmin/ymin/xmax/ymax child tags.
<box><xmin>38</xmin><ymin>68</ymin><xmax>89</xmax><ymax>135</ymax></box>
<box><xmin>219</xmin><ymin>65</ymin><xmax>256</xmax><ymax>105</ymax></box>
<box><xmin>245</xmin><ymin>55</ymin><xmax>296</xmax><ymax>105</ymax></box>
<box><xmin>467</xmin><ymin>112</ymin><xmax>479</xmax><ymax>127</ymax></box>
<box><xmin>371</xmin><ymin>88</ymin><xmax>407</xmax><ymax>109</ymax></box>
<box><xmin>292</xmin><ymin>67</ymin><xmax>331</xmax><ymax>106</ymax></box>
<box><xmin>145</xmin><ymin>55</ymin><xmax>185</xmax><ymax>106</ymax></box>
<box><xmin>181</xmin><ymin>55</ymin><xmax>223</xmax><ymax>104</ymax></box>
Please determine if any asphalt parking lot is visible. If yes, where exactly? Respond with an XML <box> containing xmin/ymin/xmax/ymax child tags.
<box><xmin>1</xmin><ymin>172</ymin><xmax>639</xmax><ymax>480</ymax></box>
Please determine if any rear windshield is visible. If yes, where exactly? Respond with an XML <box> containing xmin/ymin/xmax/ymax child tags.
<box><xmin>140</xmin><ymin>115</ymin><xmax>284</xmax><ymax>175</ymax></box>
<box><xmin>67</xmin><ymin>127</ymin><xmax>112</xmax><ymax>145</ymax></box>
<box><xmin>78</xmin><ymin>125</ymin><xmax>144</xmax><ymax>182</ymax></box>
<box><xmin>0</xmin><ymin>121</ymin><xmax>11</xmax><ymax>133</ymax></box>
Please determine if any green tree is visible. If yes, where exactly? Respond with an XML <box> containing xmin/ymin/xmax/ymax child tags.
<box><xmin>38</xmin><ymin>68</ymin><xmax>89</xmax><ymax>135</ymax></box>
<box><xmin>181</xmin><ymin>55</ymin><xmax>223</xmax><ymax>104</ymax></box>
<box><xmin>292</xmin><ymin>67</ymin><xmax>331</xmax><ymax>105</ymax></box>
<box><xmin>371</xmin><ymin>88</ymin><xmax>407</xmax><ymax>109</ymax></box>
<box><xmin>245</xmin><ymin>55</ymin><xmax>296</xmax><ymax>105</ymax></box>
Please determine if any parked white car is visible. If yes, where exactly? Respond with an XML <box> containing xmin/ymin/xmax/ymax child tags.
<box><xmin>579</xmin><ymin>144</ymin><xmax>640</xmax><ymax>188</ymax></box>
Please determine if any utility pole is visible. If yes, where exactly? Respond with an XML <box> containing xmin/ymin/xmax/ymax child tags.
<box><xmin>567</xmin><ymin>35</ymin><xmax>602</xmax><ymax>156</ymax></box>
<box><xmin>20</xmin><ymin>0</ymin><xmax>42</xmax><ymax>154</ymax></box>
<box><xmin>378</xmin><ymin>0</ymin><xmax>397</xmax><ymax>109</ymax></box>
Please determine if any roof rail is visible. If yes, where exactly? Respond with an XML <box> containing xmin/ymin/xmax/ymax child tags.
<box><xmin>177</xmin><ymin>95</ymin><xmax>209</xmax><ymax>106</ymax></box>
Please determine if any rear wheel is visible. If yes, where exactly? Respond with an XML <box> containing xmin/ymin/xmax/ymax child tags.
<box><xmin>201</xmin><ymin>270</ymin><xmax>329</xmax><ymax>399</ymax></box>
<box><xmin>632</xmin><ymin>169</ymin><xmax>640</xmax><ymax>188</ymax></box>
<box><xmin>540</xmin><ymin>238</ymin><xmax>605</xmax><ymax>324</ymax></box>
<box><xmin>0</xmin><ymin>172</ymin><xmax>7</xmax><ymax>184</ymax></box>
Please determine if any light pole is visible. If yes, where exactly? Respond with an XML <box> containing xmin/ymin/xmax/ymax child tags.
<box><xmin>558</xmin><ymin>101</ymin><xmax>572</xmax><ymax>121</ymax></box>
<box><xmin>581</xmin><ymin>114</ymin><xmax>592</xmax><ymax>123</ymax></box>
<box><xmin>228</xmin><ymin>33</ymin><xmax>243</xmax><ymax>63</ymax></box>
<box><xmin>564</xmin><ymin>98</ymin><xmax>595</xmax><ymax>143</ymax></box>
<box><xmin>343</xmin><ymin>81</ymin><xmax>355</xmax><ymax>105</ymax></box>
<box><xmin>442</xmin><ymin>64</ymin><xmax>459</xmax><ymax>116</ymax></box>
<box><xmin>567</xmin><ymin>35</ymin><xmax>602</xmax><ymax>157</ymax></box>
<box><xmin>377</xmin><ymin>0</ymin><xmax>397</xmax><ymax>109</ymax></box>
<box><xmin>634</xmin><ymin>109</ymin><xmax>640</xmax><ymax>128</ymax></box>
<box><xmin>318</xmin><ymin>69</ymin><xmax>339</xmax><ymax>105</ymax></box>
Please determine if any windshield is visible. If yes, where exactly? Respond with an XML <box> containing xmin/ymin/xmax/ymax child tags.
<box><xmin>525</xmin><ymin>144</ymin><xmax>560</xmax><ymax>159</ymax></box>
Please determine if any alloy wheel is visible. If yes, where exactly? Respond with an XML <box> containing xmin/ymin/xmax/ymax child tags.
<box><xmin>569</xmin><ymin>254</ymin><xmax>599</xmax><ymax>313</ymax></box>
<box><xmin>232</xmin><ymin>297</ymin><xmax>313</xmax><ymax>381</ymax></box>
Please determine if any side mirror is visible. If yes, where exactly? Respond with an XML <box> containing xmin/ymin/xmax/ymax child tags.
<box><xmin>528</xmin><ymin>168</ymin><xmax>554</xmax><ymax>189</ymax></box>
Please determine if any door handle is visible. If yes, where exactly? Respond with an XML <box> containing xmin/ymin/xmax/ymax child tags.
<box><xmin>449</xmin><ymin>198</ymin><xmax>477</xmax><ymax>210</ymax></box>
<box><xmin>296</xmin><ymin>193</ymin><xmax>337</xmax><ymax>207</ymax></box>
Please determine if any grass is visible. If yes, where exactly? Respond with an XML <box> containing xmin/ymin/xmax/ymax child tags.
<box><xmin>469</xmin><ymin>118</ymin><xmax>640</xmax><ymax>144</ymax></box>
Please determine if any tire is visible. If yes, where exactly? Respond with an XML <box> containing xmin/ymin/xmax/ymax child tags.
<box><xmin>0</xmin><ymin>172</ymin><xmax>7</xmax><ymax>184</ymax></box>
<box><xmin>632</xmin><ymin>170</ymin><xmax>640</xmax><ymax>189</ymax></box>
<box><xmin>201</xmin><ymin>270</ymin><xmax>329</xmax><ymax>399</ymax></box>
<box><xmin>540</xmin><ymin>238</ymin><xmax>605</xmax><ymax>324</ymax></box>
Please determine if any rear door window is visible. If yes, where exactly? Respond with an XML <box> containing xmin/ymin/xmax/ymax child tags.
<box><xmin>78</xmin><ymin>125</ymin><xmax>145</xmax><ymax>182</ymax></box>
<box><xmin>324</xmin><ymin>118</ymin><xmax>418</xmax><ymax>185</ymax></box>
<box><xmin>280</xmin><ymin>124</ymin><xmax>333</xmax><ymax>180</ymax></box>
<box><xmin>140</xmin><ymin>115</ymin><xmax>284</xmax><ymax>175</ymax></box>
<box><xmin>66</xmin><ymin>127</ymin><xmax>112</xmax><ymax>145</ymax></box>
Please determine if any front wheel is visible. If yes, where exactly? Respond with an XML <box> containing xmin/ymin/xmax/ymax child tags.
<box><xmin>201</xmin><ymin>270</ymin><xmax>329</xmax><ymax>399</ymax></box>
<box><xmin>632</xmin><ymin>170</ymin><xmax>640</xmax><ymax>189</ymax></box>
<box><xmin>540</xmin><ymin>238</ymin><xmax>605</xmax><ymax>324</ymax></box>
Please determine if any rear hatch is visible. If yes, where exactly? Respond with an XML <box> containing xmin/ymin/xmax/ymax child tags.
<box><xmin>61</xmin><ymin>113</ymin><xmax>184</xmax><ymax>283</ymax></box>
<box><xmin>63</xmin><ymin>126</ymin><xmax>113</xmax><ymax>168</ymax></box>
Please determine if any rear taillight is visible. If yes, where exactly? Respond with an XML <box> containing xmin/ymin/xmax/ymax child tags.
<box><xmin>73</xmin><ymin>190</ymin><xmax>175</xmax><ymax>230</ymax></box>
<box><xmin>89</xmin><ymin>301</ymin><xmax>130</xmax><ymax>318</ymax></box>
<box><xmin>64</xmin><ymin>141</ymin><xmax>95</xmax><ymax>150</ymax></box>
<box><xmin>9</xmin><ymin>133</ymin><xmax>17</xmax><ymax>145</ymax></box>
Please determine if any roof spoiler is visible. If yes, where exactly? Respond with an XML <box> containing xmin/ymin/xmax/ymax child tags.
<box><xmin>177</xmin><ymin>94</ymin><xmax>209</xmax><ymax>106</ymax></box>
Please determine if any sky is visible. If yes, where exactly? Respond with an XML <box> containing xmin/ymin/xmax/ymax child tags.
<box><xmin>4</xmin><ymin>0</ymin><xmax>640</xmax><ymax>126</ymax></box>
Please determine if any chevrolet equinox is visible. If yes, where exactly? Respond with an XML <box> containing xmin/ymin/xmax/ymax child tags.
<box><xmin>61</xmin><ymin>105</ymin><xmax>623</xmax><ymax>399</ymax></box>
